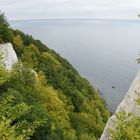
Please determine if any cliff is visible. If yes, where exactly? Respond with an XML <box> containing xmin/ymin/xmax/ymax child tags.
<box><xmin>0</xmin><ymin>43</ymin><xmax>18</xmax><ymax>70</ymax></box>
<box><xmin>0</xmin><ymin>39</ymin><xmax>110</xmax><ymax>139</ymax></box>
<box><xmin>100</xmin><ymin>70</ymin><xmax>140</xmax><ymax>140</ymax></box>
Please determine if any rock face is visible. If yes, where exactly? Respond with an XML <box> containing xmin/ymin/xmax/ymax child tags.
<box><xmin>100</xmin><ymin>70</ymin><xmax>140</xmax><ymax>140</ymax></box>
<box><xmin>0</xmin><ymin>43</ymin><xmax>18</xmax><ymax>70</ymax></box>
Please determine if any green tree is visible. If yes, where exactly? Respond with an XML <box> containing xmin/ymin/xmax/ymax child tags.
<box><xmin>0</xmin><ymin>12</ymin><xmax>13</xmax><ymax>43</ymax></box>
<box><xmin>0</xmin><ymin>53</ymin><xmax>10</xmax><ymax>86</ymax></box>
<box><xmin>21</xmin><ymin>44</ymin><xmax>40</xmax><ymax>69</ymax></box>
<box><xmin>13</xmin><ymin>35</ymin><xmax>24</xmax><ymax>56</ymax></box>
<box><xmin>0</xmin><ymin>24</ymin><xmax>13</xmax><ymax>43</ymax></box>
<box><xmin>0</xmin><ymin>95</ymin><xmax>40</xmax><ymax>140</ymax></box>
<box><xmin>0</xmin><ymin>11</ymin><xmax>9</xmax><ymax>26</ymax></box>
<box><xmin>110</xmin><ymin>111</ymin><xmax>140</xmax><ymax>140</ymax></box>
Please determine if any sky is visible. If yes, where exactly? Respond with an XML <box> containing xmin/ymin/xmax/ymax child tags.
<box><xmin>0</xmin><ymin>0</ymin><xmax>140</xmax><ymax>20</ymax></box>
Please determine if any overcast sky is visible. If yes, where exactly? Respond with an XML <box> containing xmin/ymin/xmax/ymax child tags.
<box><xmin>0</xmin><ymin>0</ymin><xmax>140</xmax><ymax>20</ymax></box>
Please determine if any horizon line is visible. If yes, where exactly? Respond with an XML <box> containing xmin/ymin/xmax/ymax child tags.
<box><xmin>9</xmin><ymin>17</ymin><xmax>140</xmax><ymax>22</ymax></box>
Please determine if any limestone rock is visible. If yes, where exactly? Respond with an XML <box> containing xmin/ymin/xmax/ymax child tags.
<box><xmin>100</xmin><ymin>70</ymin><xmax>140</xmax><ymax>140</ymax></box>
<box><xmin>0</xmin><ymin>43</ymin><xmax>18</xmax><ymax>70</ymax></box>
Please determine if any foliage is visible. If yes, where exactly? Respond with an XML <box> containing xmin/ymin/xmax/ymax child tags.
<box><xmin>110</xmin><ymin>93</ymin><xmax>140</xmax><ymax>139</ymax></box>
<box><xmin>0</xmin><ymin>53</ymin><xmax>10</xmax><ymax>85</ymax></box>
<box><xmin>0</xmin><ymin>66</ymin><xmax>10</xmax><ymax>85</ymax></box>
<box><xmin>0</xmin><ymin>12</ymin><xmax>110</xmax><ymax>140</ymax></box>
<box><xmin>13</xmin><ymin>35</ymin><xmax>24</xmax><ymax>56</ymax></box>
<box><xmin>0</xmin><ymin>12</ymin><xmax>13</xmax><ymax>43</ymax></box>
<box><xmin>0</xmin><ymin>24</ymin><xmax>13</xmax><ymax>43</ymax></box>
<box><xmin>0</xmin><ymin>11</ymin><xmax>9</xmax><ymax>26</ymax></box>
<box><xmin>0</xmin><ymin>95</ymin><xmax>38</xmax><ymax>140</ymax></box>
<box><xmin>110</xmin><ymin>111</ymin><xmax>140</xmax><ymax>140</ymax></box>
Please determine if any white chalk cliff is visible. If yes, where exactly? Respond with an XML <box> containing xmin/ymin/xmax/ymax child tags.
<box><xmin>0</xmin><ymin>43</ymin><xmax>18</xmax><ymax>70</ymax></box>
<box><xmin>0</xmin><ymin>43</ymin><xmax>38</xmax><ymax>81</ymax></box>
<box><xmin>100</xmin><ymin>70</ymin><xmax>140</xmax><ymax>140</ymax></box>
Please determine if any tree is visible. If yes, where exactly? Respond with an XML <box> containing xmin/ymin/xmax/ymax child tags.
<box><xmin>0</xmin><ymin>12</ymin><xmax>13</xmax><ymax>43</ymax></box>
<box><xmin>0</xmin><ymin>24</ymin><xmax>13</xmax><ymax>43</ymax></box>
<box><xmin>13</xmin><ymin>35</ymin><xmax>24</xmax><ymax>56</ymax></box>
<box><xmin>110</xmin><ymin>111</ymin><xmax>140</xmax><ymax>140</ymax></box>
<box><xmin>0</xmin><ymin>11</ymin><xmax>9</xmax><ymax>26</ymax></box>
<box><xmin>0</xmin><ymin>94</ymin><xmax>40</xmax><ymax>140</ymax></box>
<box><xmin>0</xmin><ymin>53</ymin><xmax>10</xmax><ymax>86</ymax></box>
<box><xmin>21</xmin><ymin>44</ymin><xmax>40</xmax><ymax>69</ymax></box>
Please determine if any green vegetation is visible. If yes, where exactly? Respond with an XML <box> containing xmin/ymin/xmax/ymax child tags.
<box><xmin>0</xmin><ymin>12</ymin><xmax>110</xmax><ymax>139</ymax></box>
<box><xmin>110</xmin><ymin>111</ymin><xmax>140</xmax><ymax>140</ymax></box>
<box><xmin>110</xmin><ymin>95</ymin><xmax>140</xmax><ymax>140</ymax></box>
<box><xmin>0</xmin><ymin>11</ymin><xmax>13</xmax><ymax>43</ymax></box>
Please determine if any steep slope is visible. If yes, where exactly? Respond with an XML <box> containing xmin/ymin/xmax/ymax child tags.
<box><xmin>0</xmin><ymin>12</ymin><xmax>110</xmax><ymax>140</ymax></box>
<box><xmin>12</xmin><ymin>28</ymin><xmax>110</xmax><ymax>139</ymax></box>
<box><xmin>100</xmin><ymin>70</ymin><xmax>140</xmax><ymax>140</ymax></box>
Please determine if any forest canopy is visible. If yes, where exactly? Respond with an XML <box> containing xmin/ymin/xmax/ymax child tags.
<box><xmin>0</xmin><ymin>12</ymin><xmax>110</xmax><ymax>140</ymax></box>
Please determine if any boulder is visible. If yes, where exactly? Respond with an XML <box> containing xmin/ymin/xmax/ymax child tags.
<box><xmin>0</xmin><ymin>43</ymin><xmax>18</xmax><ymax>70</ymax></box>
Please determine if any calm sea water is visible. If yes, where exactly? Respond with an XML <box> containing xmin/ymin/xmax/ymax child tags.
<box><xmin>10</xmin><ymin>19</ymin><xmax>140</xmax><ymax>112</ymax></box>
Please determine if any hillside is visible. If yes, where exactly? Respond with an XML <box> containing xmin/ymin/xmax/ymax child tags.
<box><xmin>0</xmin><ymin>12</ymin><xmax>110</xmax><ymax>140</ymax></box>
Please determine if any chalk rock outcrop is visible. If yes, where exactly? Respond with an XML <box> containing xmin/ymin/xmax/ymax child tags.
<box><xmin>100</xmin><ymin>70</ymin><xmax>140</xmax><ymax>140</ymax></box>
<box><xmin>0</xmin><ymin>43</ymin><xmax>18</xmax><ymax>70</ymax></box>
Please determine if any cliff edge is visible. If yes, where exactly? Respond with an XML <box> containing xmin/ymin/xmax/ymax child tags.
<box><xmin>100</xmin><ymin>70</ymin><xmax>140</xmax><ymax>140</ymax></box>
<box><xmin>0</xmin><ymin>43</ymin><xmax>18</xmax><ymax>70</ymax></box>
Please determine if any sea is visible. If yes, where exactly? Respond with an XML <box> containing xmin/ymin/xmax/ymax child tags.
<box><xmin>10</xmin><ymin>19</ymin><xmax>140</xmax><ymax>112</ymax></box>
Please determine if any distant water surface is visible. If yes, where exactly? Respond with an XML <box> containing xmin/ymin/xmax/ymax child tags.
<box><xmin>10</xmin><ymin>19</ymin><xmax>140</xmax><ymax>112</ymax></box>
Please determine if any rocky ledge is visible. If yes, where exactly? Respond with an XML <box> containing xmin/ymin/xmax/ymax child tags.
<box><xmin>100</xmin><ymin>70</ymin><xmax>140</xmax><ymax>140</ymax></box>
